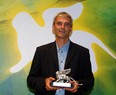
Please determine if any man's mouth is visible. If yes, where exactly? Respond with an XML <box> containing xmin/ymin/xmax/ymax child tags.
<box><xmin>59</xmin><ymin>29</ymin><xmax>65</xmax><ymax>33</ymax></box>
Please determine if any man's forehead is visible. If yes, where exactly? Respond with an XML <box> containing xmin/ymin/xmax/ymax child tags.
<box><xmin>56</xmin><ymin>16</ymin><xmax>70</xmax><ymax>22</ymax></box>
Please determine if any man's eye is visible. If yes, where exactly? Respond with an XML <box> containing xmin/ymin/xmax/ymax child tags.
<box><xmin>65</xmin><ymin>23</ymin><xmax>71</xmax><ymax>27</ymax></box>
<box><xmin>56</xmin><ymin>22</ymin><xmax>62</xmax><ymax>25</ymax></box>
<box><xmin>56</xmin><ymin>22</ymin><xmax>71</xmax><ymax>27</ymax></box>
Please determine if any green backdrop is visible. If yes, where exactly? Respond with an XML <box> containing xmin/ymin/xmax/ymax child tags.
<box><xmin>0</xmin><ymin>0</ymin><xmax>116</xmax><ymax>95</ymax></box>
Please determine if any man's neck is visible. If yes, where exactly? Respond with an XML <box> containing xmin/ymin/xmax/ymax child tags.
<box><xmin>56</xmin><ymin>38</ymin><xmax>69</xmax><ymax>48</ymax></box>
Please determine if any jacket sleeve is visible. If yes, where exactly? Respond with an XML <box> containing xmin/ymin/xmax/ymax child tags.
<box><xmin>27</xmin><ymin>47</ymin><xmax>46</xmax><ymax>93</ymax></box>
<box><xmin>77</xmin><ymin>49</ymin><xmax>94</xmax><ymax>94</ymax></box>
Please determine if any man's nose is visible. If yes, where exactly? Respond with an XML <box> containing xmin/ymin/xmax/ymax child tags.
<box><xmin>61</xmin><ymin>23</ymin><xmax>65</xmax><ymax>28</ymax></box>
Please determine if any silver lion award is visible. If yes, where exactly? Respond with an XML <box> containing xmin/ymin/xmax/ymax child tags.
<box><xmin>51</xmin><ymin>69</ymin><xmax>76</xmax><ymax>88</ymax></box>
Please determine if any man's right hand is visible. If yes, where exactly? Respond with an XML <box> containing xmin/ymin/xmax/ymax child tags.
<box><xmin>45</xmin><ymin>77</ymin><xmax>57</xmax><ymax>91</ymax></box>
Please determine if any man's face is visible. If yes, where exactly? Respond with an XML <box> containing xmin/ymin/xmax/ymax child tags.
<box><xmin>53</xmin><ymin>16</ymin><xmax>72</xmax><ymax>40</ymax></box>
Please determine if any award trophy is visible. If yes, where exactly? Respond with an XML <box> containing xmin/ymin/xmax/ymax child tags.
<box><xmin>51</xmin><ymin>69</ymin><xmax>75</xmax><ymax>88</ymax></box>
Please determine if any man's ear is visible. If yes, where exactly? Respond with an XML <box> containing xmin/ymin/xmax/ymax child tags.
<box><xmin>69</xmin><ymin>28</ymin><xmax>73</xmax><ymax>37</ymax></box>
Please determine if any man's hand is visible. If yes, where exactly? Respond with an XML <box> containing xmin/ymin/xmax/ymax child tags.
<box><xmin>45</xmin><ymin>77</ymin><xmax>57</xmax><ymax>91</ymax></box>
<box><xmin>65</xmin><ymin>81</ymin><xmax>79</xmax><ymax>93</ymax></box>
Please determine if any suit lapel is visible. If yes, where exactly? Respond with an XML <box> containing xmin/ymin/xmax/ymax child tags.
<box><xmin>49</xmin><ymin>42</ymin><xmax>59</xmax><ymax>70</ymax></box>
<box><xmin>64</xmin><ymin>42</ymin><xmax>76</xmax><ymax>69</ymax></box>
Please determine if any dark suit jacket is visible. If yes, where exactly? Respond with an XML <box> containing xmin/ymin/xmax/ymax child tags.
<box><xmin>27</xmin><ymin>41</ymin><xmax>94</xmax><ymax>95</ymax></box>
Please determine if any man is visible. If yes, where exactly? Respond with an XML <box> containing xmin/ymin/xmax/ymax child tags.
<box><xmin>27</xmin><ymin>12</ymin><xmax>94</xmax><ymax>95</ymax></box>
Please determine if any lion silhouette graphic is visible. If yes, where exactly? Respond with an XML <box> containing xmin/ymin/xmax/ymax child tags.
<box><xmin>10</xmin><ymin>3</ymin><xmax>116</xmax><ymax>73</ymax></box>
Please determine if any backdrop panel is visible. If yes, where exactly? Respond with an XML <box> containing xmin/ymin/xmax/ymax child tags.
<box><xmin>0</xmin><ymin>0</ymin><xmax>116</xmax><ymax>95</ymax></box>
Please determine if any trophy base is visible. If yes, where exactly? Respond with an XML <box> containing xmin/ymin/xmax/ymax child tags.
<box><xmin>51</xmin><ymin>82</ymin><xmax>73</xmax><ymax>88</ymax></box>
